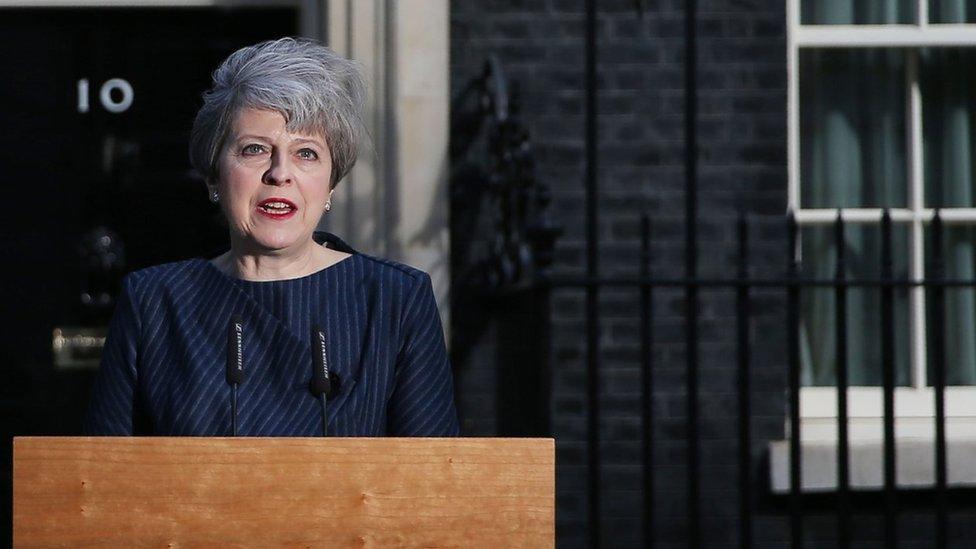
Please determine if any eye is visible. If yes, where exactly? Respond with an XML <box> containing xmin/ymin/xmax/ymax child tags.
<box><xmin>241</xmin><ymin>143</ymin><xmax>266</xmax><ymax>155</ymax></box>
<box><xmin>297</xmin><ymin>148</ymin><xmax>319</xmax><ymax>160</ymax></box>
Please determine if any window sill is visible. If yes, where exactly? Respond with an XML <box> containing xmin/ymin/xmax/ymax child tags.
<box><xmin>768</xmin><ymin>434</ymin><xmax>976</xmax><ymax>494</ymax></box>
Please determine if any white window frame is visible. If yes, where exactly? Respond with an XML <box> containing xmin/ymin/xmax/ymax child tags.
<box><xmin>787</xmin><ymin>0</ymin><xmax>976</xmax><ymax>441</ymax></box>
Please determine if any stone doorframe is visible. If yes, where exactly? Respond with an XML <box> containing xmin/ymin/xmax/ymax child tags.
<box><xmin>325</xmin><ymin>0</ymin><xmax>451</xmax><ymax>330</ymax></box>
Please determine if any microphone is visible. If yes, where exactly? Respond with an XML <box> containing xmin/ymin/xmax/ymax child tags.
<box><xmin>226</xmin><ymin>315</ymin><xmax>245</xmax><ymax>436</ymax></box>
<box><xmin>309</xmin><ymin>326</ymin><xmax>340</xmax><ymax>436</ymax></box>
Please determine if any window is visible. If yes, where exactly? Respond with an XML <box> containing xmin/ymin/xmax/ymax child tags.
<box><xmin>788</xmin><ymin>0</ymin><xmax>976</xmax><ymax>440</ymax></box>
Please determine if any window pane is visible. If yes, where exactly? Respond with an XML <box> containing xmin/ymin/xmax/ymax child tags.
<box><xmin>928</xmin><ymin>0</ymin><xmax>976</xmax><ymax>23</ymax></box>
<box><xmin>926</xmin><ymin>225</ymin><xmax>976</xmax><ymax>385</ymax></box>
<box><xmin>801</xmin><ymin>223</ymin><xmax>911</xmax><ymax>387</ymax></box>
<box><xmin>801</xmin><ymin>0</ymin><xmax>916</xmax><ymax>24</ymax></box>
<box><xmin>923</xmin><ymin>48</ymin><xmax>976</xmax><ymax>208</ymax></box>
<box><xmin>800</xmin><ymin>49</ymin><xmax>907</xmax><ymax>208</ymax></box>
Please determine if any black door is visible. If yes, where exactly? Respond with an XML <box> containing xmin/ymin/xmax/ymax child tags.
<box><xmin>0</xmin><ymin>7</ymin><xmax>299</xmax><ymax>541</ymax></box>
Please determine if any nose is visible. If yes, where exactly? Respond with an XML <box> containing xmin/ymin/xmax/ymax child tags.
<box><xmin>262</xmin><ymin>150</ymin><xmax>294</xmax><ymax>186</ymax></box>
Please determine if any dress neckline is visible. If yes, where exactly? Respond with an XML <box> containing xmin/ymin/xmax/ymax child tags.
<box><xmin>198</xmin><ymin>231</ymin><xmax>358</xmax><ymax>284</ymax></box>
<box><xmin>199</xmin><ymin>251</ymin><xmax>356</xmax><ymax>285</ymax></box>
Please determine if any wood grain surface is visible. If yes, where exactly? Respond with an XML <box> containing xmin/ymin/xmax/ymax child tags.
<box><xmin>13</xmin><ymin>437</ymin><xmax>554</xmax><ymax>548</ymax></box>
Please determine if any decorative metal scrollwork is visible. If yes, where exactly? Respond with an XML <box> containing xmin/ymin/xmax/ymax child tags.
<box><xmin>451</xmin><ymin>55</ymin><xmax>561</xmax><ymax>292</ymax></box>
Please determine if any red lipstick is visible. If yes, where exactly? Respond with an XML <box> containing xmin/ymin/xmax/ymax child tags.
<box><xmin>255</xmin><ymin>197</ymin><xmax>297</xmax><ymax>220</ymax></box>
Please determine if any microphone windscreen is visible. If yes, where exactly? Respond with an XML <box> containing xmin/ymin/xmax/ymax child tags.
<box><xmin>226</xmin><ymin>315</ymin><xmax>245</xmax><ymax>385</ymax></box>
<box><xmin>310</xmin><ymin>327</ymin><xmax>331</xmax><ymax>396</ymax></box>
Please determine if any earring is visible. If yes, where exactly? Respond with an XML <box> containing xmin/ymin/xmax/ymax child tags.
<box><xmin>324</xmin><ymin>201</ymin><xmax>331</xmax><ymax>212</ymax></box>
<box><xmin>210</xmin><ymin>189</ymin><xmax>219</xmax><ymax>203</ymax></box>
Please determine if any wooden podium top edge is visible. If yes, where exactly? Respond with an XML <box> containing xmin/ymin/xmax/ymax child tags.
<box><xmin>14</xmin><ymin>436</ymin><xmax>555</xmax><ymax>443</ymax></box>
<box><xmin>12</xmin><ymin>437</ymin><xmax>557</xmax><ymax>456</ymax></box>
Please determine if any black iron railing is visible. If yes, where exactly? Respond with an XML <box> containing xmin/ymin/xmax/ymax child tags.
<box><xmin>547</xmin><ymin>209</ymin><xmax>963</xmax><ymax>548</ymax></box>
<box><xmin>507</xmin><ymin>1</ymin><xmax>968</xmax><ymax>546</ymax></box>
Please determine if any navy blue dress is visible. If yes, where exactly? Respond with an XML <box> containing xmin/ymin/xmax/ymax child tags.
<box><xmin>83</xmin><ymin>233</ymin><xmax>459</xmax><ymax>437</ymax></box>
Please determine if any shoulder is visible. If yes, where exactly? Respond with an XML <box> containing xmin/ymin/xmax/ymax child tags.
<box><xmin>354</xmin><ymin>253</ymin><xmax>430</xmax><ymax>290</ymax></box>
<box><xmin>351</xmin><ymin>254</ymin><xmax>437</xmax><ymax>317</ymax></box>
<box><xmin>121</xmin><ymin>258</ymin><xmax>211</xmax><ymax>298</ymax></box>
<box><xmin>316</xmin><ymin>231</ymin><xmax>429</xmax><ymax>291</ymax></box>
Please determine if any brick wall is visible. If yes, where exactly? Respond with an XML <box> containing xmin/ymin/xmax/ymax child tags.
<box><xmin>451</xmin><ymin>1</ymin><xmax>791</xmax><ymax>547</ymax></box>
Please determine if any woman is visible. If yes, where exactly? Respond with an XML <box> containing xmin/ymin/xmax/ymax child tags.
<box><xmin>84</xmin><ymin>38</ymin><xmax>459</xmax><ymax>437</ymax></box>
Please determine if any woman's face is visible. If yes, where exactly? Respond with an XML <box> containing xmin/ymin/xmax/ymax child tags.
<box><xmin>213</xmin><ymin>108</ymin><xmax>333</xmax><ymax>254</ymax></box>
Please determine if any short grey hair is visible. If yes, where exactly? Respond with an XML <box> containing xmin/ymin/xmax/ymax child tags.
<box><xmin>189</xmin><ymin>37</ymin><xmax>367</xmax><ymax>188</ymax></box>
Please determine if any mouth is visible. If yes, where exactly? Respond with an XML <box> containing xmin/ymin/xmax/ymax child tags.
<box><xmin>256</xmin><ymin>197</ymin><xmax>298</xmax><ymax>220</ymax></box>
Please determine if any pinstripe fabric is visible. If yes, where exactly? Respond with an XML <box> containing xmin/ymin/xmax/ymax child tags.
<box><xmin>84</xmin><ymin>233</ymin><xmax>459</xmax><ymax>437</ymax></box>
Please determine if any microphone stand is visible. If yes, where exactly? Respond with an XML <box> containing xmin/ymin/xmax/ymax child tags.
<box><xmin>319</xmin><ymin>393</ymin><xmax>328</xmax><ymax>437</ymax></box>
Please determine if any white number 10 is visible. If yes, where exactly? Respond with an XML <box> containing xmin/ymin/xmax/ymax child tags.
<box><xmin>77</xmin><ymin>78</ymin><xmax>134</xmax><ymax>114</ymax></box>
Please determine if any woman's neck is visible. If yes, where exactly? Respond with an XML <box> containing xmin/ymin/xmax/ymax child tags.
<box><xmin>213</xmin><ymin>238</ymin><xmax>348</xmax><ymax>281</ymax></box>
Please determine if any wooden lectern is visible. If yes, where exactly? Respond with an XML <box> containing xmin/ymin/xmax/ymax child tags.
<box><xmin>13</xmin><ymin>437</ymin><xmax>554</xmax><ymax>547</ymax></box>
